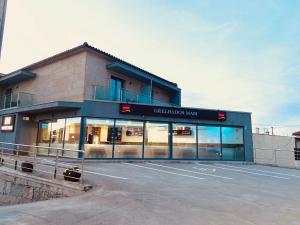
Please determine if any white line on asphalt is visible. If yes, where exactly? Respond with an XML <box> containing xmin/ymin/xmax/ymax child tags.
<box><xmin>147</xmin><ymin>163</ymin><xmax>232</xmax><ymax>180</ymax></box>
<box><xmin>216</xmin><ymin>164</ymin><xmax>300</xmax><ymax>178</ymax></box>
<box><xmin>123</xmin><ymin>163</ymin><xmax>204</xmax><ymax>180</ymax></box>
<box><xmin>196</xmin><ymin>164</ymin><xmax>290</xmax><ymax>180</ymax></box>
<box><xmin>84</xmin><ymin>170</ymin><xmax>128</xmax><ymax>180</ymax></box>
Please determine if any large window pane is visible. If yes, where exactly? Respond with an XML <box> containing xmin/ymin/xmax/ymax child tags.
<box><xmin>84</xmin><ymin>118</ymin><xmax>114</xmax><ymax>158</ymax></box>
<box><xmin>198</xmin><ymin>126</ymin><xmax>221</xmax><ymax>159</ymax></box>
<box><xmin>63</xmin><ymin>117</ymin><xmax>81</xmax><ymax>158</ymax></box>
<box><xmin>221</xmin><ymin>127</ymin><xmax>244</xmax><ymax>160</ymax></box>
<box><xmin>172</xmin><ymin>124</ymin><xmax>196</xmax><ymax>159</ymax></box>
<box><xmin>37</xmin><ymin>121</ymin><xmax>51</xmax><ymax>155</ymax></box>
<box><xmin>144</xmin><ymin>122</ymin><xmax>169</xmax><ymax>159</ymax></box>
<box><xmin>49</xmin><ymin>119</ymin><xmax>65</xmax><ymax>156</ymax></box>
<box><xmin>114</xmin><ymin>120</ymin><xmax>143</xmax><ymax>158</ymax></box>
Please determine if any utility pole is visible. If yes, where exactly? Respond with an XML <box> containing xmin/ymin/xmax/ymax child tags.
<box><xmin>271</xmin><ymin>126</ymin><xmax>274</xmax><ymax>135</ymax></box>
<box><xmin>0</xmin><ymin>0</ymin><xmax>7</xmax><ymax>58</ymax></box>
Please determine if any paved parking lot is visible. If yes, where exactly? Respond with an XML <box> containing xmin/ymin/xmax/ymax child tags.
<box><xmin>1</xmin><ymin>162</ymin><xmax>300</xmax><ymax>225</ymax></box>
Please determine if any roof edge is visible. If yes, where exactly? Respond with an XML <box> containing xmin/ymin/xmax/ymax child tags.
<box><xmin>5</xmin><ymin>42</ymin><xmax>178</xmax><ymax>87</ymax></box>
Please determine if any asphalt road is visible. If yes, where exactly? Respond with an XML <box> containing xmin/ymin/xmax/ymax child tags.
<box><xmin>1</xmin><ymin>162</ymin><xmax>300</xmax><ymax>225</ymax></box>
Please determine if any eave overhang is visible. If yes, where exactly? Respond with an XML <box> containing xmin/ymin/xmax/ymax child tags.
<box><xmin>106</xmin><ymin>62</ymin><xmax>180</xmax><ymax>92</ymax></box>
<box><xmin>0</xmin><ymin>70</ymin><xmax>36</xmax><ymax>86</ymax></box>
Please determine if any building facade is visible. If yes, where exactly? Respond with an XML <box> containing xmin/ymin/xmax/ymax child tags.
<box><xmin>0</xmin><ymin>43</ymin><xmax>253</xmax><ymax>161</ymax></box>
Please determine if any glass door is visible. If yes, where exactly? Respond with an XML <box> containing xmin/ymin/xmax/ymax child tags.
<box><xmin>198</xmin><ymin>126</ymin><xmax>221</xmax><ymax>160</ymax></box>
<box><xmin>49</xmin><ymin>119</ymin><xmax>65</xmax><ymax>156</ymax></box>
<box><xmin>110</xmin><ymin>77</ymin><xmax>123</xmax><ymax>101</ymax></box>
<box><xmin>37</xmin><ymin>121</ymin><xmax>52</xmax><ymax>156</ymax></box>
<box><xmin>4</xmin><ymin>88</ymin><xmax>12</xmax><ymax>108</ymax></box>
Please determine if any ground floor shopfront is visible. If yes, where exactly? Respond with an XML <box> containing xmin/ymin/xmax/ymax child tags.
<box><xmin>0</xmin><ymin>100</ymin><xmax>253</xmax><ymax>161</ymax></box>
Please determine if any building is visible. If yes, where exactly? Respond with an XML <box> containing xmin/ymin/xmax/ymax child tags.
<box><xmin>0</xmin><ymin>0</ymin><xmax>7</xmax><ymax>58</ymax></box>
<box><xmin>253</xmin><ymin>133</ymin><xmax>300</xmax><ymax>168</ymax></box>
<box><xmin>0</xmin><ymin>43</ymin><xmax>253</xmax><ymax>161</ymax></box>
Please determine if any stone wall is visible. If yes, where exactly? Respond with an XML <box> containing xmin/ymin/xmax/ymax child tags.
<box><xmin>0</xmin><ymin>169</ymin><xmax>84</xmax><ymax>206</ymax></box>
<box><xmin>6</xmin><ymin>51</ymin><xmax>87</xmax><ymax>104</ymax></box>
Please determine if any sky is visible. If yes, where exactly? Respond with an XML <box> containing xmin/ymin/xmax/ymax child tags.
<box><xmin>0</xmin><ymin>0</ymin><xmax>299</xmax><ymax>135</ymax></box>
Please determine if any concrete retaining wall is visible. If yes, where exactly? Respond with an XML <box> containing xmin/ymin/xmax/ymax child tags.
<box><xmin>253</xmin><ymin>134</ymin><xmax>297</xmax><ymax>168</ymax></box>
<box><xmin>0</xmin><ymin>168</ymin><xmax>85</xmax><ymax>206</ymax></box>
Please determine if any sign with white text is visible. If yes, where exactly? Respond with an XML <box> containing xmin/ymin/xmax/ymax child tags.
<box><xmin>120</xmin><ymin>104</ymin><xmax>226</xmax><ymax>121</ymax></box>
<box><xmin>1</xmin><ymin>115</ymin><xmax>15</xmax><ymax>132</ymax></box>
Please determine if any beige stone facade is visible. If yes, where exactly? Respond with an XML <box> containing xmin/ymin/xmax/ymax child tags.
<box><xmin>2</xmin><ymin>48</ymin><xmax>174</xmax><ymax>105</ymax></box>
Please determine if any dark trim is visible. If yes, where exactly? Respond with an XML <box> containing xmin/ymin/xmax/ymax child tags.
<box><xmin>78</xmin><ymin>117</ymin><xmax>86</xmax><ymax>158</ymax></box>
<box><xmin>142</xmin><ymin>122</ymin><xmax>145</xmax><ymax>159</ymax></box>
<box><xmin>112</xmin><ymin>119</ymin><xmax>116</xmax><ymax>159</ymax></box>
<box><xmin>220</xmin><ymin>125</ymin><xmax>223</xmax><ymax>160</ymax></box>
<box><xmin>169</xmin><ymin>123</ymin><xmax>173</xmax><ymax>159</ymax></box>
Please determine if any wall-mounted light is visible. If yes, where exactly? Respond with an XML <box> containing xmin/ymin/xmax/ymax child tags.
<box><xmin>22</xmin><ymin>116</ymin><xmax>30</xmax><ymax>121</ymax></box>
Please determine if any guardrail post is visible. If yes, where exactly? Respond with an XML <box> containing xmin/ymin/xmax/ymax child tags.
<box><xmin>80</xmin><ymin>151</ymin><xmax>85</xmax><ymax>184</ymax></box>
<box><xmin>33</xmin><ymin>146</ymin><xmax>38</xmax><ymax>172</ymax></box>
<box><xmin>54</xmin><ymin>149</ymin><xmax>59</xmax><ymax>179</ymax></box>
<box><xmin>15</xmin><ymin>145</ymin><xmax>19</xmax><ymax>170</ymax></box>
<box><xmin>0</xmin><ymin>143</ymin><xmax>3</xmax><ymax>166</ymax></box>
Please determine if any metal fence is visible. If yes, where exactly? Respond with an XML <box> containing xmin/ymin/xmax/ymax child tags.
<box><xmin>0</xmin><ymin>142</ymin><xmax>86</xmax><ymax>183</ymax></box>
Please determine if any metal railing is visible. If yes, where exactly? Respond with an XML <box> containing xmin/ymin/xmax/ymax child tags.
<box><xmin>0</xmin><ymin>92</ymin><xmax>34</xmax><ymax>110</ymax></box>
<box><xmin>93</xmin><ymin>85</ymin><xmax>178</xmax><ymax>107</ymax></box>
<box><xmin>0</xmin><ymin>142</ymin><xmax>86</xmax><ymax>184</ymax></box>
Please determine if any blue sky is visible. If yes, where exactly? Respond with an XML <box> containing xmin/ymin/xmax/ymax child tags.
<box><xmin>0</xmin><ymin>0</ymin><xmax>300</xmax><ymax>135</ymax></box>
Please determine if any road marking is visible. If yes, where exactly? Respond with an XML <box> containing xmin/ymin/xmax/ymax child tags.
<box><xmin>196</xmin><ymin>164</ymin><xmax>290</xmax><ymax>180</ymax></box>
<box><xmin>216</xmin><ymin>164</ymin><xmax>300</xmax><ymax>178</ymax></box>
<box><xmin>147</xmin><ymin>163</ymin><xmax>232</xmax><ymax>180</ymax></box>
<box><xmin>84</xmin><ymin>170</ymin><xmax>128</xmax><ymax>180</ymax></box>
<box><xmin>123</xmin><ymin>163</ymin><xmax>204</xmax><ymax>180</ymax></box>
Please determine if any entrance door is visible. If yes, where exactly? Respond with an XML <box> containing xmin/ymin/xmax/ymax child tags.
<box><xmin>49</xmin><ymin>119</ymin><xmax>65</xmax><ymax>156</ymax></box>
<box><xmin>197</xmin><ymin>126</ymin><xmax>221</xmax><ymax>160</ymax></box>
<box><xmin>37</xmin><ymin>121</ymin><xmax>52</xmax><ymax>156</ymax></box>
<box><xmin>109</xmin><ymin>77</ymin><xmax>123</xmax><ymax>101</ymax></box>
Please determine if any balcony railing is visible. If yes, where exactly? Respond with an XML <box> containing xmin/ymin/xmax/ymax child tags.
<box><xmin>0</xmin><ymin>92</ymin><xmax>34</xmax><ymax>110</ymax></box>
<box><xmin>93</xmin><ymin>85</ymin><xmax>177</xmax><ymax>106</ymax></box>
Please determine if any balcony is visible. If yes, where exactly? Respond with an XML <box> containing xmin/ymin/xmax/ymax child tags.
<box><xmin>93</xmin><ymin>85</ymin><xmax>178</xmax><ymax>107</ymax></box>
<box><xmin>0</xmin><ymin>92</ymin><xmax>34</xmax><ymax>110</ymax></box>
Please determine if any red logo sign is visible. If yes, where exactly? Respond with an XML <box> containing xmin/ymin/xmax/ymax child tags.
<box><xmin>121</xmin><ymin>104</ymin><xmax>131</xmax><ymax>113</ymax></box>
<box><xmin>217</xmin><ymin>111</ymin><xmax>226</xmax><ymax>120</ymax></box>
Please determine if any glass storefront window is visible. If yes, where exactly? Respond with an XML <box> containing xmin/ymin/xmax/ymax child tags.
<box><xmin>84</xmin><ymin>118</ymin><xmax>114</xmax><ymax>158</ymax></box>
<box><xmin>172</xmin><ymin>123</ymin><xmax>196</xmax><ymax>159</ymax></box>
<box><xmin>37</xmin><ymin>121</ymin><xmax>51</xmax><ymax>155</ymax></box>
<box><xmin>49</xmin><ymin>119</ymin><xmax>65</xmax><ymax>156</ymax></box>
<box><xmin>144</xmin><ymin>122</ymin><xmax>169</xmax><ymax>159</ymax></box>
<box><xmin>63</xmin><ymin>118</ymin><xmax>81</xmax><ymax>158</ymax></box>
<box><xmin>114</xmin><ymin>120</ymin><xmax>143</xmax><ymax>158</ymax></box>
<box><xmin>221</xmin><ymin>127</ymin><xmax>244</xmax><ymax>160</ymax></box>
<box><xmin>198</xmin><ymin>126</ymin><xmax>221</xmax><ymax>160</ymax></box>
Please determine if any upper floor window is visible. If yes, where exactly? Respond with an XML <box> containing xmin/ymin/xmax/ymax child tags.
<box><xmin>110</xmin><ymin>77</ymin><xmax>123</xmax><ymax>101</ymax></box>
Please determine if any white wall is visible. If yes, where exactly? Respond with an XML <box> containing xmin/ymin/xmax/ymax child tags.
<box><xmin>253</xmin><ymin>134</ymin><xmax>297</xmax><ymax>168</ymax></box>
